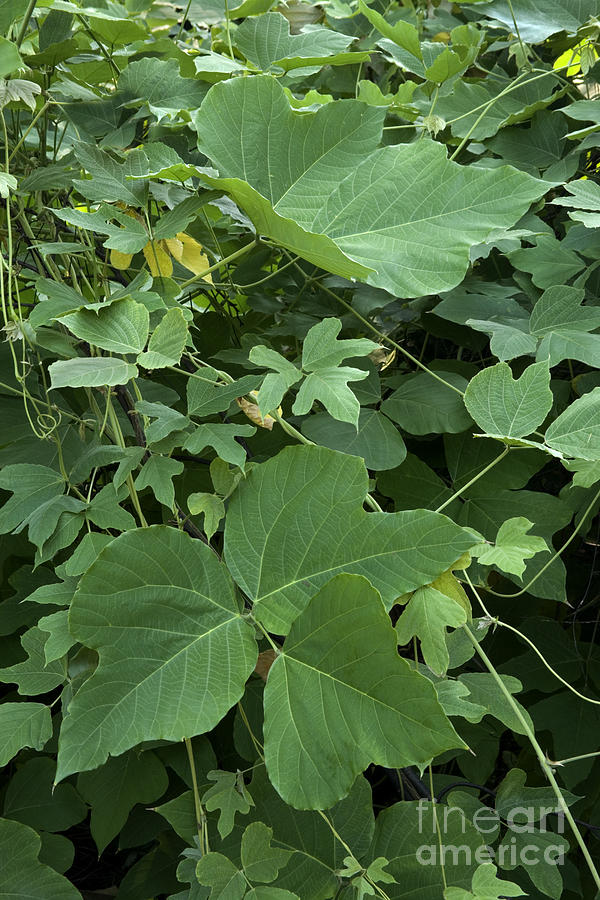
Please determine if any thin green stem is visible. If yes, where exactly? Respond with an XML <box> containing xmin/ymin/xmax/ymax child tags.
<box><xmin>107</xmin><ymin>395</ymin><xmax>148</xmax><ymax>527</ymax></box>
<box><xmin>313</xmin><ymin>276</ymin><xmax>465</xmax><ymax>397</ymax></box>
<box><xmin>15</xmin><ymin>0</ymin><xmax>37</xmax><ymax>46</ymax></box>
<box><xmin>435</xmin><ymin>447</ymin><xmax>509</xmax><ymax>513</ymax></box>
<box><xmin>548</xmin><ymin>750</ymin><xmax>600</xmax><ymax>767</ymax></box>
<box><xmin>177</xmin><ymin>240</ymin><xmax>257</xmax><ymax>291</ymax></box>
<box><xmin>461</xmin><ymin>621</ymin><xmax>600</xmax><ymax>892</ymax></box>
<box><xmin>464</xmin><ymin>570</ymin><xmax>600</xmax><ymax>707</ymax></box>
<box><xmin>185</xmin><ymin>737</ymin><xmax>209</xmax><ymax>854</ymax></box>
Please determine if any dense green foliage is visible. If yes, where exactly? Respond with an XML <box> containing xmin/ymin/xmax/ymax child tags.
<box><xmin>1</xmin><ymin>0</ymin><xmax>600</xmax><ymax>897</ymax></box>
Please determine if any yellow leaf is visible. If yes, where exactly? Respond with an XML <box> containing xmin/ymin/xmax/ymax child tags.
<box><xmin>236</xmin><ymin>395</ymin><xmax>276</xmax><ymax>430</ymax></box>
<box><xmin>143</xmin><ymin>239</ymin><xmax>173</xmax><ymax>277</ymax></box>
<box><xmin>165</xmin><ymin>237</ymin><xmax>184</xmax><ymax>261</ymax></box>
<box><xmin>171</xmin><ymin>232</ymin><xmax>213</xmax><ymax>283</ymax></box>
<box><xmin>110</xmin><ymin>249</ymin><xmax>133</xmax><ymax>270</ymax></box>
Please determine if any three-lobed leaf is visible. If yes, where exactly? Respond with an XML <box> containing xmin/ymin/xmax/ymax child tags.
<box><xmin>224</xmin><ymin>444</ymin><xmax>480</xmax><ymax>634</ymax></box>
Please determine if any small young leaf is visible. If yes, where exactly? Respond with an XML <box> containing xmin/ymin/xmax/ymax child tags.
<box><xmin>396</xmin><ymin>585</ymin><xmax>467</xmax><ymax>675</ymax></box>
<box><xmin>187</xmin><ymin>492</ymin><xmax>225</xmax><ymax>541</ymax></box>
<box><xmin>473</xmin><ymin>516</ymin><xmax>549</xmax><ymax>577</ymax></box>
<box><xmin>241</xmin><ymin>821</ymin><xmax>292</xmax><ymax>883</ymax></box>
<box><xmin>202</xmin><ymin>770</ymin><xmax>254</xmax><ymax>838</ymax></box>
<box><xmin>184</xmin><ymin>423</ymin><xmax>255</xmax><ymax>469</ymax></box>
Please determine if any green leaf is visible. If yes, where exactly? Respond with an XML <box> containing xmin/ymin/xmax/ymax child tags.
<box><xmin>134</xmin><ymin>401</ymin><xmax>189</xmax><ymax>445</ymax></box>
<box><xmin>0</xmin><ymin>78</ymin><xmax>41</xmax><ymax>111</ymax></box>
<box><xmin>0</xmin><ymin>817</ymin><xmax>82</xmax><ymax>899</ymax></box>
<box><xmin>382</xmin><ymin>372</ymin><xmax>472</xmax><ymax>435</ymax></box>
<box><xmin>302</xmin><ymin>408</ymin><xmax>407</xmax><ymax>471</ymax></box>
<box><xmin>78</xmin><ymin>750</ymin><xmax>168</xmax><ymax>853</ymax></box>
<box><xmin>56</xmin><ymin>526</ymin><xmax>257</xmax><ymax>781</ymax></box>
<box><xmin>0</xmin><ymin>37</ymin><xmax>23</xmax><ymax>78</ymax></box>
<box><xmin>187</xmin><ymin>367</ymin><xmax>261</xmax><ymax>417</ymax></box>
<box><xmin>53</xmin><ymin>204</ymin><xmax>149</xmax><ymax>254</ymax></box>
<box><xmin>457</xmin><ymin>671</ymin><xmax>533</xmax><ymax>734</ymax></box>
<box><xmin>370</xmin><ymin>799</ymin><xmax>484</xmax><ymax>895</ymax></box>
<box><xmin>445</xmin><ymin>864</ymin><xmax>525</xmax><ymax>899</ymax></box>
<box><xmin>264</xmin><ymin>574</ymin><xmax>464</xmax><ymax>808</ymax></box>
<box><xmin>0</xmin><ymin>170</ymin><xmax>17</xmax><ymax>197</ymax></box>
<box><xmin>495</xmin><ymin>768</ymin><xmax>580</xmax><ymax>824</ymax></box>
<box><xmin>138</xmin><ymin>307</ymin><xmax>189</xmax><ymax>369</ymax></box>
<box><xmin>118</xmin><ymin>58</ymin><xmax>206</xmax><ymax>119</ymax></box>
<box><xmin>241</xmin><ymin>821</ymin><xmax>292</xmax><ymax>883</ymax></box>
<box><xmin>193</xmin><ymin>76</ymin><xmax>545</xmax><ymax>298</ymax></box>
<box><xmin>477</xmin><ymin>0</ymin><xmax>597</xmax><ymax>42</ymax></box>
<box><xmin>234</xmin><ymin>12</ymin><xmax>364</xmax><ymax>71</ymax></box>
<box><xmin>301</xmin><ymin>318</ymin><xmax>379</xmax><ymax>370</ymax></box>
<box><xmin>0</xmin><ymin>464</ymin><xmax>64</xmax><ymax>534</ymax></box>
<box><xmin>552</xmin><ymin>177</ymin><xmax>600</xmax><ymax>228</ymax></box>
<box><xmin>432</xmin><ymin>69</ymin><xmax>561</xmax><ymax>140</ymax></box>
<box><xmin>71</xmin><ymin>141</ymin><xmax>146</xmax><ymax>206</ymax></box>
<box><xmin>530</xmin><ymin>285</ymin><xmax>600</xmax><ymax>336</ymax></box>
<box><xmin>4</xmin><ymin>757</ymin><xmax>87</xmax><ymax>832</ymax></box>
<box><xmin>250</xmin><ymin>345</ymin><xmax>302</xmax><ymax>417</ymax></box>
<box><xmin>545</xmin><ymin>387</ymin><xmax>600</xmax><ymax>460</ymax></box>
<box><xmin>225</xmin><ymin>444</ymin><xmax>479</xmax><ymax>634</ymax></box>
<box><xmin>357</xmin><ymin>0</ymin><xmax>421</xmax><ymax>60</ymax></box>
<box><xmin>183</xmin><ymin>423</ymin><xmax>255</xmax><ymax>469</ymax></box>
<box><xmin>293</xmin><ymin>364</ymin><xmax>368</xmax><ymax>426</ymax></box>
<box><xmin>195</xmin><ymin>851</ymin><xmax>245</xmax><ymax>898</ymax></box>
<box><xmin>202</xmin><ymin>769</ymin><xmax>254</xmax><ymax>838</ymax></box>
<box><xmin>464</xmin><ymin>361</ymin><xmax>552</xmax><ymax>440</ymax></box>
<box><xmin>38</xmin><ymin>609</ymin><xmax>76</xmax><ymax>663</ymax></box>
<box><xmin>187</xmin><ymin>492</ymin><xmax>225</xmax><ymax>541</ymax></box>
<box><xmin>134</xmin><ymin>455</ymin><xmax>184</xmax><ymax>509</ymax></box>
<box><xmin>473</xmin><ymin>516</ymin><xmax>549</xmax><ymax>577</ymax></box>
<box><xmin>0</xmin><ymin>0</ymin><xmax>29</xmax><ymax>35</ymax></box>
<box><xmin>60</xmin><ymin>298</ymin><xmax>150</xmax><ymax>355</ymax></box>
<box><xmin>0</xmin><ymin>703</ymin><xmax>52</xmax><ymax>765</ymax></box>
<box><xmin>509</xmin><ymin>234</ymin><xmax>584</xmax><ymax>289</ymax></box>
<box><xmin>0</xmin><ymin>627</ymin><xmax>66</xmax><ymax>695</ymax></box>
<box><xmin>49</xmin><ymin>357</ymin><xmax>138</xmax><ymax>389</ymax></box>
<box><xmin>396</xmin><ymin>585</ymin><xmax>467</xmax><ymax>676</ymax></box>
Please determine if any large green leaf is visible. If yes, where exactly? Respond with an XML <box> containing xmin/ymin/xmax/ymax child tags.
<box><xmin>0</xmin><ymin>817</ymin><xmax>82</xmax><ymax>899</ymax></box>
<box><xmin>192</xmin><ymin>75</ymin><xmax>546</xmax><ymax>297</ymax></box>
<box><xmin>431</xmin><ymin>69</ymin><xmax>561</xmax><ymax>140</ymax></box>
<box><xmin>60</xmin><ymin>298</ymin><xmax>150</xmax><ymax>355</ymax></box>
<box><xmin>263</xmin><ymin>575</ymin><xmax>463</xmax><ymax>808</ymax></box>
<box><xmin>49</xmin><ymin>357</ymin><xmax>138</xmax><ymax>389</ymax></box>
<box><xmin>477</xmin><ymin>0</ymin><xmax>597</xmax><ymax>41</ymax></box>
<box><xmin>224</xmin><ymin>444</ymin><xmax>479</xmax><ymax>633</ymax></box>
<box><xmin>56</xmin><ymin>526</ymin><xmax>257</xmax><ymax>781</ymax></box>
<box><xmin>234</xmin><ymin>12</ymin><xmax>366</xmax><ymax>71</ymax></box>
<box><xmin>301</xmin><ymin>408</ymin><xmax>407</xmax><ymax>470</ymax></box>
<box><xmin>78</xmin><ymin>750</ymin><xmax>168</xmax><ymax>853</ymax></box>
<box><xmin>545</xmin><ymin>388</ymin><xmax>600</xmax><ymax>460</ymax></box>
<box><xmin>118</xmin><ymin>57</ymin><xmax>207</xmax><ymax>119</ymax></box>
<box><xmin>0</xmin><ymin>702</ymin><xmax>52</xmax><ymax>765</ymax></box>
<box><xmin>382</xmin><ymin>372</ymin><xmax>472</xmax><ymax>435</ymax></box>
